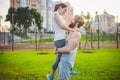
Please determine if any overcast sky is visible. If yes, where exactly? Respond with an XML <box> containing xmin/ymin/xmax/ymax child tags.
<box><xmin>0</xmin><ymin>0</ymin><xmax>10</xmax><ymax>26</ymax></box>
<box><xmin>0</xmin><ymin>0</ymin><xmax>120</xmax><ymax>27</ymax></box>
<box><xmin>53</xmin><ymin>0</ymin><xmax>120</xmax><ymax>21</ymax></box>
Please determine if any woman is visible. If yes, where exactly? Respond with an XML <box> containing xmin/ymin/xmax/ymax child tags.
<box><xmin>47</xmin><ymin>3</ymin><xmax>77</xmax><ymax>80</ymax></box>
<box><xmin>55</xmin><ymin>15</ymin><xmax>84</xmax><ymax>80</ymax></box>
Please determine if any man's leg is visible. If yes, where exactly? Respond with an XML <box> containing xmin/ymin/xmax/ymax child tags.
<box><xmin>58</xmin><ymin>61</ymin><xmax>71</xmax><ymax>80</ymax></box>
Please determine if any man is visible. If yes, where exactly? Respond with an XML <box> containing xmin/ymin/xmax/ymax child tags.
<box><xmin>55</xmin><ymin>15</ymin><xmax>84</xmax><ymax>80</ymax></box>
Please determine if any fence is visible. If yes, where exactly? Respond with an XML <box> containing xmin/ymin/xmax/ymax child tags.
<box><xmin>0</xmin><ymin>32</ymin><xmax>120</xmax><ymax>51</ymax></box>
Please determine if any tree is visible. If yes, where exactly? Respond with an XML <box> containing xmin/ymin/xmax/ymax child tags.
<box><xmin>6</xmin><ymin>7</ymin><xmax>43</xmax><ymax>34</ymax></box>
<box><xmin>6</xmin><ymin>7</ymin><xmax>43</xmax><ymax>51</ymax></box>
<box><xmin>6</xmin><ymin>7</ymin><xmax>17</xmax><ymax>30</ymax></box>
<box><xmin>81</xmin><ymin>12</ymin><xmax>94</xmax><ymax>50</ymax></box>
<box><xmin>16</xmin><ymin>7</ymin><xmax>33</xmax><ymax>34</ymax></box>
<box><xmin>30</xmin><ymin>9</ymin><xmax>43</xmax><ymax>31</ymax></box>
<box><xmin>30</xmin><ymin>9</ymin><xmax>43</xmax><ymax>50</ymax></box>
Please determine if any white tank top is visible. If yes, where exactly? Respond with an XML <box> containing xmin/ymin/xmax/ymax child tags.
<box><xmin>52</xmin><ymin>11</ymin><xmax>66</xmax><ymax>41</ymax></box>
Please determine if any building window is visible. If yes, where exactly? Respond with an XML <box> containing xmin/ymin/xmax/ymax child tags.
<box><xmin>32</xmin><ymin>4</ymin><xmax>36</xmax><ymax>7</ymax></box>
<box><xmin>27</xmin><ymin>0</ymin><xmax>30</xmax><ymax>3</ymax></box>
<box><xmin>17</xmin><ymin>0</ymin><xmax>20</xmax><ymax>3</ymax></box>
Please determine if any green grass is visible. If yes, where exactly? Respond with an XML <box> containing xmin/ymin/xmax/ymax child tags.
<box><xmin>15</xmin><ymin>38</ymin><xmax>54</xmax><ymax>44</ymax></box>
<box><xmin>0</xmin><ymin>49</ymin><xmax>120</xmax><ymax>80</ymax></box>
<box><xmin>15</xmin><ymin>35</ymin><xmax>86</xmax><ymax>44</ymax></box>
<box><xmin>15</xmin><ymin>34</ymin><xmax>119</xmax><ymax>44</ymax></box>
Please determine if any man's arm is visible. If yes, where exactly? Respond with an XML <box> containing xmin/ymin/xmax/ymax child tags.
<box><xmin>56</xmin><ymin>32</ymin><xmax>80</xmax><ymax>53</ymax></box>
<box><xmin>54</xmin><ymin>13</ymin><xmax>74</xmax><ymax>32</ymax></box>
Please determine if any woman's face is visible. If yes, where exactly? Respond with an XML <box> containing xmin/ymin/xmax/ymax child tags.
<box><xmin>62</xmin><ymin>7</ymin><xmax>67</xmax><ymax>15</ymax></box>
<box><xmin>59</xmin><ymin>7</ymin><xmax>67</xmax><ymax>16</ymax></box>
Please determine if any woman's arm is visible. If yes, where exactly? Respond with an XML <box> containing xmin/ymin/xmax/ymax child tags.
<box><xmin>54</xmin><ymin>13</ymin><xmax>74</xmax><ymax>32</ymax></box>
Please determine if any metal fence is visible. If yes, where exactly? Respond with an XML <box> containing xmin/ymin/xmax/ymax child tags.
<box><xmin>0</xmin><ymin>31</ymin><xmax>120</xmax><ymax>51</ymax></box>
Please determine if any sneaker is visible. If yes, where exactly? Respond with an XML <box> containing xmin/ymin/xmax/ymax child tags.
<box><xmin>46</xmin><ymin>74</ymin><xmax>54</xmax><ymax>80</ymax></box>
<box><xmin>70</xmin><ymin>70</ymin><xmax>78</xmax><ymax>76</ymax></box>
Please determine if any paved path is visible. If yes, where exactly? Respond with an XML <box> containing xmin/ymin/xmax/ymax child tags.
<box><xmin>0</xmin><ymin>43</ymin><xmax>119</xmax><ymax>51</ymax></box>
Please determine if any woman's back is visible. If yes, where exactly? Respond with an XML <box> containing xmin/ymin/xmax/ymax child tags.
<box><xmin>52</xmin><ymin>11</ymin><xmax>66</xmax><ymax>41</ymax></box>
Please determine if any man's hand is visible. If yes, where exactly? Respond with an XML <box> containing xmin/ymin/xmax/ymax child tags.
<box><xmin>54</xmin><ymin>47</ymin><xmax>58</xmax><ymax>55</ymax></box>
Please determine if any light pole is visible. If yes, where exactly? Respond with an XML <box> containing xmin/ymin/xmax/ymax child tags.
<box><xmin>116</xmin><ymin>16</ymin><xmax>119</xmax><ymax>48</ymax></box>
<box><xmin>12</xmin><ymin>13</ymin><xmax>14</xmax><ymax>51</ymax></box>
<box><xmin>0</xmin><ymin>15</ymin><xmax>2</xmax><ymax>28</ymax></box>
<box><xmin>0</xmin><ymin>15</ymin><xmax>3</xmax><ymax>46</ymax></box>
<box><xmin>35</xmin><ymin>27</ymin><xmax>37</xmax><ymax>50</ymax></box>
<box><xmin>96</xmin><ymin>11</ymin><xmax>100</xmax><ymax>49</ymax></box>
<box><xmin>33</xmin><ymin>19</ymin><xmax>37</xmax><ymax>50</ymax></box>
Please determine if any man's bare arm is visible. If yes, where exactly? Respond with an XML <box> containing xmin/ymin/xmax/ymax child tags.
<box><xmin>56</xmin><ymin>31</ymin><xmax>80</xmax><ymax>53</ymax></box>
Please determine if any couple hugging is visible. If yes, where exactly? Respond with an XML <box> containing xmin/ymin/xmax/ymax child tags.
<box><xmin>47</xmin><ymin>2</ymin><xmax>84</xmax><ymax>80</ymax></box>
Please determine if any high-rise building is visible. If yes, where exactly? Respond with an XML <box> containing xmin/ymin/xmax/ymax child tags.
<box><xmin>10</xmin><ymin>0</ymin><xmax>26</xmax><ymax>8</ymax></box>
<box><xmin>92</xmin><ymin>10</ymin><xmax>116</xmax><ymax>33</ymax></box>
<box><xmin>47</xmin><ymin>0</ymin><xmax>53</xmax><ymax>31</ymax></box>
<box><xmin>20</xmin><ymin>0</ymin><xmax>27</xmax><ymax>7</ymax></box>
<box><xmin>41</xmin><ymin>0</ymin><xmax>47</xmax><ymax>29</ymax></box>
<box><xmin>10</xmin><ymin>0</ymin><xmax>18</xmax><ymax>8</ymax></box>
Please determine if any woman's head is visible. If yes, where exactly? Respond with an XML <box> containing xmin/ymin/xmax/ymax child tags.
<box><xmin>54</xmin><ymin>3</ymin><xmax>67</xmax><ymax>15</ymax></box>
<box><xmin>69</xmin><ymin>15</ymin><xmax>84</xmax><ymax>28</ymax></box>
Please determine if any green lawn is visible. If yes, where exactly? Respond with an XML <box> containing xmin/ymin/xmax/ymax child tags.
<box><xmin>15</xmin><ymin>38</ymin><xmax>54</xmax><ymax>44</ymax></box>
<box><xmin>15</xmin><ymin>34</ymin><xmax>119</xmax><ymax>44</ymax></box>
<box><xmin>0</xmin><ymin>49</ymin><xmax>120</xmax><ymax>80</ymax></box>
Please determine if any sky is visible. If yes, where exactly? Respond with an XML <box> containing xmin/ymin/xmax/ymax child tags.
<box><xmin>54</xmin><ymin>0</ymin><xmax>120</xmax><ymax>21</ymax></box>
<box><xmin>0</xmin><ymin>0</ymin><xmax>10</xmax><ymax>27</ymax></box>
<box><xmin>0</xmin><ymin>0</ymin><xmax>120</xmax><ymax>27</ymax></box>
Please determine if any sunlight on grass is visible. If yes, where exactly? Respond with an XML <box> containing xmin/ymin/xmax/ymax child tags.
<box><xmin>0</xmin><ymin>49</ymin><xmax>120</xmax><ymax>80</ymax></box>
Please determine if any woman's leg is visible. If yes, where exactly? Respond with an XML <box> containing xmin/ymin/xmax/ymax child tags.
<box><xmin>51</xmin><ymin>39</ymin><xmax>66</xmax><ymax>76</ymax></box>
<box><xmin>47</xmin><ymin>39</ymin><xmax>66</xmax><ymax>78</ymax></box>
<box><xmin>51</xmin><ymin>53</ymin><xmax>62</xmax><ymax>76</ymax></box>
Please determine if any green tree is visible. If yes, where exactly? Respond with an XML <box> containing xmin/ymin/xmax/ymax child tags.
<box><xmin>30</xmin><ymin>9</ymin><xmax>43</xmax><ymax>31</ymax></box>
<box><xmin>6</xmin><ymin>7</ymin><xmax>43</xmax><ymax>34</ymax></box>
<box><xmin>16</xmin><ymin>7</ymin><xmax>33</xmax><ymax>34</ymax></box>
<box><xmin>81</xmin><ymin>12</ymin><xmax>94</xmax><ymax>49</ymax></box>
<box><xmin>6</xmin><ymin>7</ymin><xmax>17</xmax><ymax>30</ymax></box>
<box><xmin>30</xmin><ymin>9</ymin><xmax>43</xmax><ymax>50</ymax></box>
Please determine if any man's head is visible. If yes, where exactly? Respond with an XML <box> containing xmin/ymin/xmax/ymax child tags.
<box><xmin>69</xmin><ymin>15</ymin><xmax>84</xmax><ymax>28</ymax></box>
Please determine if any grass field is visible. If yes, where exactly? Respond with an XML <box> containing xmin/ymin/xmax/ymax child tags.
<box><xmin>0</xmin><ymin>49</ymin><xmax>120</xmax><ymax>80</ymax></box>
